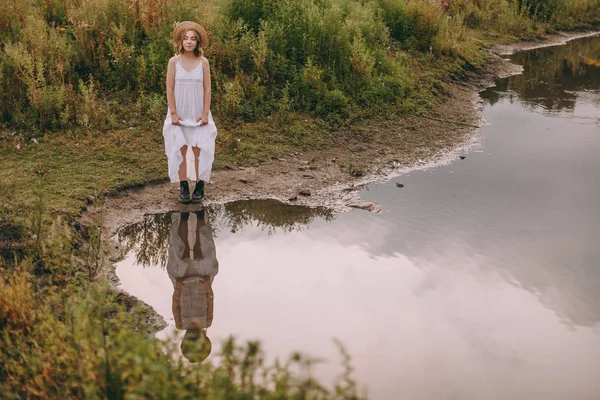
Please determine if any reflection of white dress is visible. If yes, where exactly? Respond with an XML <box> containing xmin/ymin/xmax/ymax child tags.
<box><xmin>163</xmin><ymin>57</ymin><xmax>217</xmax><ymax>183</ymax></box>
<box><xmin>167</xmin><ymin>212</ymin><xmax>219</xmax><ymax>329</ymax></box>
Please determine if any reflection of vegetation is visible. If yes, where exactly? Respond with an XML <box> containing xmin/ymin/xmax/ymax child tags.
<box><xmin>211</xmin><ymin>199</ymin><xmax>335</xmax><ymax>235</ymax></box>
<box><xmin>117</xmin><ymin>200</ymin><xmax>335</xmax><ymax>268</ymax></box>
<box><xmin>482</xmin><ymin>36</ymin><xmax>600</xmax><ymax>111</ymax></box>
<box><xmin>117</xmin><ymin>212</ymin><xmax>173</xmax><ymax>269</ymax></box>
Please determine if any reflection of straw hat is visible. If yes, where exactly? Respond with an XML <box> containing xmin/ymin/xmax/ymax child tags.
<box><xmin>181</xmin><ymin>328</ymin><xmax>212</xmax><ymax>363</ymax></box>
<box><xmin>173</xmin><ymin>21</ymin><xmax>208</xmax><ymax>47</ymax></box>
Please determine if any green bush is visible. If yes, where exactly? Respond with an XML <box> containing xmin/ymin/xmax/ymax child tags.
<box><xmin>514</xmin><ymin>0</ymin><xmax>562</xmax><ymax>20</ymax></box>
<box><xmin>357</xmin><ymin>74</ymin><xmax>412</xmax><ymax>115</ymax></box>
<box><xmin>316</xmin><ymin>89</ymin><xmax>351</xmax><ymax>126</ymax></box>
<box><xmin>0</xmin><ymin>266</ymin><xmax>365</xmax><ymax>399</ymax></box>
<box><xmin>1</xmin><ymin>0</ymin><xmax>599</xmax><ymax>133</ymax></box>
<box><xmin>377</xmin><ymin>0</ymin><xmax>440</xmax><ymax>51</ymax></box>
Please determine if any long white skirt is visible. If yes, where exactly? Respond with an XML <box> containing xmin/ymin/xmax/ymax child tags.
<box><xmin>162</xmin><ymin>113</ymin><xmax>217</xmax><ymax>183</ymax></box>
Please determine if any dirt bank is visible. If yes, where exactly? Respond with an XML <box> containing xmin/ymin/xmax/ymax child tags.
<box><xmin>96</xmin><ymin>31</ymin><xmax>599</xmax><ymax>238</ymax></box>
<box><xmin>99</xmin><ymin>81</ymin><xmax>480</xmax><ymax>236</ymax></box>
<box><xmin>89</xmin><ymin>30</ymin><xmax>598</xmax><ymax>331</ymax></box>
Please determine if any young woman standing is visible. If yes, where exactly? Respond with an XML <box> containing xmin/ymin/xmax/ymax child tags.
<box><xmin>163</xmin><ymin>21</ymin><xmax>217</xmax><ymax>203</ymax></box>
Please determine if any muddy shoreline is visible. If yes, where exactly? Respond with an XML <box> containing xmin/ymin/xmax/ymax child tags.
<box><xmin>99</xmin><ymin>63</ymin><xmax>493</xmax><ymax>236</ymax></box>
<box><xmin>98</xmin><ymin>31</ymin><xmax>599</xmax><ymax>237</ymax></box>
<box><xmin>94</xmin><ymin>31</ymin><xmax>598</xmax><ymax>325</ymax></box>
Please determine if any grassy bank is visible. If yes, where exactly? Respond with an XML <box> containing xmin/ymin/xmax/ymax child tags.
<box><xmin>2</xmin><ymin>0</ymin><xmax>599</xmax><ymax>227</ymax></box>
<box><xmin>1</xmin><ymin>0</ymin><xmax>600</xmax><ymax>397</ymax></box>
<box><xmin>1</xmin><ymin>0</ymin><xmax>599</xmax><ymax>224</ymax></box>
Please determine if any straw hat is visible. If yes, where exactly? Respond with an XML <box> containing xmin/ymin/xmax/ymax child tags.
<box><xmin>173</xmin><ymin>21</ymin><xmax>208</xmax><ymax>48</ymax></box>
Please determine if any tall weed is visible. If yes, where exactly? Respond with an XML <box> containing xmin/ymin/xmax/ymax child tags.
<box><xmin>0</xmin><ymin>258</ymin><xmax>366</xmax><ymax>399</ymax></box>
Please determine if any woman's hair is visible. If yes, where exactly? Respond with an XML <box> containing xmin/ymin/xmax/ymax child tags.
<box><xmin>176</xmin><ymin>29</ymin><xmax>203</xmax><ymax>57</ymax></box>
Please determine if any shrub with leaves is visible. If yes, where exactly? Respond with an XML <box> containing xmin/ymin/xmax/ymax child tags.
<box><xmin>0</xmin><ymin>0</ymin><xmax>599</xmax><ymax>133</ymax></box>
<box><xmin>0</xmin><ymin>254</ymin><xmax>365</xmax><ymax>399</ymax></box>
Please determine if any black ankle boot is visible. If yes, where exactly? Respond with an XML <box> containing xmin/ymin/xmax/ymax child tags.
<box><xmin>179</xmin><ymin>181</ymin><xmax>191</xmax><ymax>203</ymax></box>
<box><xmin>192</xmin><ymin>180</ymin><xmax>204</xmax><ymax>202</ymax></box>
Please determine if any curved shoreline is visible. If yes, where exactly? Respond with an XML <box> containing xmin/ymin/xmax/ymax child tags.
<box><xmin>492</xmin><ymin>30</ymin><xmax>600</xmax><ymax>56</ymax></box>
<box><xmin>97</xmin><ymin>31</ymin><xmax>598</xmax><ymax>321</ymax></box>
<box><xmin>99</xmin><ymin>30</ymin><xmax>600</xmax><ymax>237</ymax></box>
<box><xmin>96</xmin><ymin>30</ymin><xmax>600</xmax><ymax>235</ymax></box>
<box><xmin>105</xmin><ymin>31</ymin><xmax>600</xmax><ymax>236</ymax></box>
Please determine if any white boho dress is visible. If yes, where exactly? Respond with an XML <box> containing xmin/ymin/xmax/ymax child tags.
<box><xmin>163</xmin><ymin>56</ymin><xmax>217</xmax><ymax>183</ymax></box>
<box><xmin>167</xmin><ymin>212</ymin><xmax>219</xmax><ymax>330</ymax></box>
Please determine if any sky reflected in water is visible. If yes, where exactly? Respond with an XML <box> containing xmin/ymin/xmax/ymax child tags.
<box><xmin>116</xmin><ymin>36</ymin><xmax>600</xmax><ymax>399</ymax></box>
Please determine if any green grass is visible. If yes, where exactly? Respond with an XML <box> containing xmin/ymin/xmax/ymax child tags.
<box><xmin>0</xmin><ymin>112</ymin><xmax>330</xmax><ymax>231</ymax></box>
<box><xmin>0</xmin><ymin>128</ymin><xmax>164</xmax><ymax>221</ymax></box>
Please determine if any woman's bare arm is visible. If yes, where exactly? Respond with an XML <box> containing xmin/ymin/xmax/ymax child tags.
<box><xmin>199</xmin><ymin>57</ymin><xmax>211</xmax><ymax>125</ymax></box>
<box><xmin>166</xmin><ymin>56</ymin><xmax>180</xmax><ymax>125</ymax></box>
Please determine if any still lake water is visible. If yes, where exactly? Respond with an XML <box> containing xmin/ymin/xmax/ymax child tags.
<box><xmin>116</xmin><ymin>36</ymin><xmax>600</xmax><ymax>399</ymax></box>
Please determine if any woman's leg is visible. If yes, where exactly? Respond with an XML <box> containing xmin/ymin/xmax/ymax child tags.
<box><xmin>191</xmin><ymin>146</ymin><xmax>204</xmax><ymax>202</ymax></box>
<box><xmin>178</xmin><ymin>145</ymin><xmax>188</xmax><ymax>181</ymax></box>
<box><xmin>191</xmin><ymin>146</ymin><xmax>201</xmax><ymax>180</ymax></box>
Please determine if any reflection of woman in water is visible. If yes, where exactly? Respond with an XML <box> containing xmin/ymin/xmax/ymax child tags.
<box><xmin>167</xmin><ymin>208</ymin><xmax>219</xmax><ymax>363</ymax></box>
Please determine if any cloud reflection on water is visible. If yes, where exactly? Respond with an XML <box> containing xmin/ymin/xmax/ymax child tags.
<box><xmin>116</xmin><ymin>202</ymin><xmax>600</xmax><ymax>400</ymax></box>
